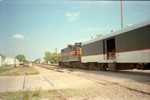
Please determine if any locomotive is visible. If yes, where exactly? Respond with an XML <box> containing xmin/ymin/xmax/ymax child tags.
<box><xmin>59</xmin><ymin>19</ymin><xmax>150</xmax><ymax>71</ymax></box>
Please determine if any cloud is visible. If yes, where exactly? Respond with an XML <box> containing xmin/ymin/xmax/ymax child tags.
<box><xmin>81</xmin><ymin>27</ymin><xmax>107</xmax><ymax>32</ymax></box>
<box><xmin>12</xmin><ymin>34</ymin><xmax>25</xmax><ymax>39</ymax></box>
<box><xmin>66</xmin><ymin>12</ymin><xmax>80</xmax><ymax>22</ymax></box>
<box><xmin>131</xmin><ymin>12</ymin><xmax>139</xmax><ymax>16</ymax></box>
<box><xmin>127</xmin><ymin>24</ymin><xmax>132</xmax><ymax>27</ymax></box>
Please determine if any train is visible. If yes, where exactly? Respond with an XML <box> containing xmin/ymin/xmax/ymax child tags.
<box><xmin>59</xmin><ymin>19</ymin><xmax>150</xmax><ymax>71</ymax></box>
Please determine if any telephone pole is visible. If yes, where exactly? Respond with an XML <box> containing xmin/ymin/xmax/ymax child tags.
<box><xmin>55</xmin><ymin>48</ymin><xmax>57</xmax><ymax>54</ymax></box>
<box><xmin>121</xmin><ymin>0</ymin><xmax>124</xmax><ymax>28</ymax></box>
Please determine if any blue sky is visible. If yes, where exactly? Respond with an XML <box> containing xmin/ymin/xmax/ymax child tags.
<box><xmin>0</xmin><ymin>0</ymin><xmax>150</xmax><ymax>61</ymax></box>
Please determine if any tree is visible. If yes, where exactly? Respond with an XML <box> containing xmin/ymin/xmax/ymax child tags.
<box><xmin>15</xmin><ymin>54</ymin><xmax>27</xmax><ymax>63</ymax></box>
<box><xmin>44</xmin><ymin>52</ymin><xmax>51</xmax><ymax>63</ymax></box>
<box><xmin>44</xmin><ymin>51</ymin><xmax>60</xmax><ymax>64</ymax></box>
<box><xmin>51</xmin><ymin>53</ymin><xmax>60</xmax><ymax>64</ymax></box>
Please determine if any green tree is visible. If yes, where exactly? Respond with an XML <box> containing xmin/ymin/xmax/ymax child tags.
<box><xmin>44</xmin><ymin>52</ymin><xmax>60</xmax><ymax>64</ymax></box>
<box><xmin>51</xmin><ymin>53</ymin><xmax>60</xmax><ymax>64</ymax></box>
<box><xmin>15</xmin><ymin>54</ymin><xmax>27</xmax><ymax>63</ymax></box>
<box><xmin>44</xmin><ymin>52</ymin><xmax>51</xmax><ymax>63</ymax></box>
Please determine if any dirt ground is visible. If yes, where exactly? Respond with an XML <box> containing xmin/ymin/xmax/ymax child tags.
<box><xmin>35</xmin><ymin>65</ymin><xmax>150</xmax><ymax>100</ymax></box>
<box><xmin>0</xmin><ymin>65</ymin><xmax>150</xmax><ymax>100</ymax></box>
<box><xmin>0</xmin><ymin>67</ymin><xmax>39</xmax><ymax>76</ymax></box>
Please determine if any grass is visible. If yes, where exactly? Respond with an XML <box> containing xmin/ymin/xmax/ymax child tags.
<box><xmin>50</xmin><ymin>63</ymin><xmax>58</xmax><ymax>66</ymax></box>
<box><xmin>0</xmin><ymin>67</ymin><xmax>39</xmax><ymax>76</ymax></box>
<box><xmin>59</xmin><ymin>89</ymin><xmax>83</xmax><ymax>97</ymax></box>
<box><xmin>0</xmin><ymin>89</ymin><xmax>85</xmax><ymax>100</ymax></box>
<box><xmin>0</xmin><ymin>91</ymin><xmax>23</xmax><ymax>100</ymax></box>
<box><xmin>23</xmin><ymin>93</ymin><xmax>29</xmax><ymax>100</ymax></box>
<box><xmin>0</xmin><ymin>66</ymin><xmax>13</xmax><ymax>74</ymax></box>
<box><xmin>32</xmin><ymin>88</ymin><xmax>41</xmax><ymax>97</ymax></box>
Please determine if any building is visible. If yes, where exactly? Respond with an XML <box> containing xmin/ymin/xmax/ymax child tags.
<box><xmin>0</xmin><ymin>54</ymin><xmax>19</xmax><ymax>67</ymax></box>
<box><xmin>40</xmin><ymin>58</ymin><xmax>45</xmax><ymax>64</ymax></box>
<box><xmin>0</xmin><ymin>54</ymin><xmax>6</xmax><ymax>67</ymax></box>
<box><xmin>0</xmin><ymin>54</ymin><xmax>2</xmax><ymax>67</ymax></box>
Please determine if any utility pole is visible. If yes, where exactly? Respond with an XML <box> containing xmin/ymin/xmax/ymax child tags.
<box><xmin>121</xmin><ymin>0</ymin><xmax>124</xmax><ymax>28</ymax></box>
<box><xmin>55</xmin><ymin>48</ymin><xmax>57</xmax><ymax>54</ymax></box>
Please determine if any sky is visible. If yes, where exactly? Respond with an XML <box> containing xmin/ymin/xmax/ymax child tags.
<box><xmin>0</xmin><ymin>0</ymin><xmax>150</xmax><ymax>61</ymax></box>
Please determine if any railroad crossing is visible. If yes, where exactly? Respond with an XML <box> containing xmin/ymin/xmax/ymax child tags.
<box><xmin>0</xmin><ymin>65</ymin><xmax>150</xmax><ymax>100</ymax></box>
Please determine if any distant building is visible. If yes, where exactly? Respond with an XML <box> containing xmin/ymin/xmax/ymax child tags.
<box><xmin>40</xmin><ymin>58</ymin><xmax>45</xmax><ymax>64</ymax></box>
<box><xmin>0</xmin><ymin>54</ymin><xmax>6</xmax><ymax>67</ymax></box>
<box><xmin>14</xmin><ymin>59</ymin><xmax>20</xmax><ymax>65</ymax></box>
<box><xmin>3</xmin><ymin>56</ymin><xmax>14</xmax><ymax>67</ymax></box>
<box><xmin>0</xmin><ymin>54</ymin><xmax>19</xmax><ymax>67</ymax></box>
<box><xmin>0</xmin><ymin>54</ymin><xmax>2</xmax><ymax>67</ymax></box>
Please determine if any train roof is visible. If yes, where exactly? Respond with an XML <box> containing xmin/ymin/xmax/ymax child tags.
<box><xmin>82</xmin><ymin>18</ymin><xmax>150</xmax><ymax>46</ymax></box>
<box><xmin>61</xmin><ymin>42</ymin><xmax>82</xmax><ymax>51</ymax></box>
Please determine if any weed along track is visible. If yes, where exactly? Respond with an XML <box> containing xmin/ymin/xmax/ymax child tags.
<box><xmin>42</xmin><ymin>75</ymin><xmax>67</xmax><ymax>100</ymax></box>
<box><xmin>37</xmin><ymin>64</ymin><xmax>65</xmax><ymax>73</ymax></box>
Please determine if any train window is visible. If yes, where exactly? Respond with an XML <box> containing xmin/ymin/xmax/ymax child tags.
<box><xmin>76</xmin><ymin>47</ymin><xmax>80</xmax><ymax>50</ymax></box>
<box><xmin>106</xmin><ymin>38</ymin><xmax>116</xmax><ymax>59</ymax></box>
<box><xmin>72</xmin><ymin>47</ymin><xmax>77</xmax><ymax>51</ymax></box>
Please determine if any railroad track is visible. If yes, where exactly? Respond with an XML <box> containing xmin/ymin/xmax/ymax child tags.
<box><xmin>22</xmin><ymin>73</ymin><xmax>67</xmax><ymax>100</ymax></box>
<box><xmin>36</xmin><ymin>64</ymin><xmax>74</xmax><ymax>73</ymax></box>
<box><xmin>36</xmin><ymin>64</ymin><xmax>150</xmax><ymax>96</ymax></box>
<box><xmin>22</xmin><ymin>76</ymin><xmax>25</xmax><ymax>90</ymax></box>
<box><xmin>42</xmin><ymin>75</ymin><xmax>67</xmax><ymax>100</ymax></box>
<box><xmin>36</xmin><ymin>64</ymin><xmax>150</xmax><ymax>76</ymax></box>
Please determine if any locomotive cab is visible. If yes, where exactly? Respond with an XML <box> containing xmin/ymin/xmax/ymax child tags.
<box><xmin>72</xmin><ymin>43</ymin><xmax>82</xmax><ymax>64</ymax></box>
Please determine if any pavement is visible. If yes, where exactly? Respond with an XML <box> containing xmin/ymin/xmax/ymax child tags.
<box><xmin>0</xmin><ymin>66</ymin><xmax>94</xmax><ymax>93</ymax></box>
<box><xmin>0</xmin><ymin>76</ymin><xmax>24</xmax><ymax>92</ymax></box>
